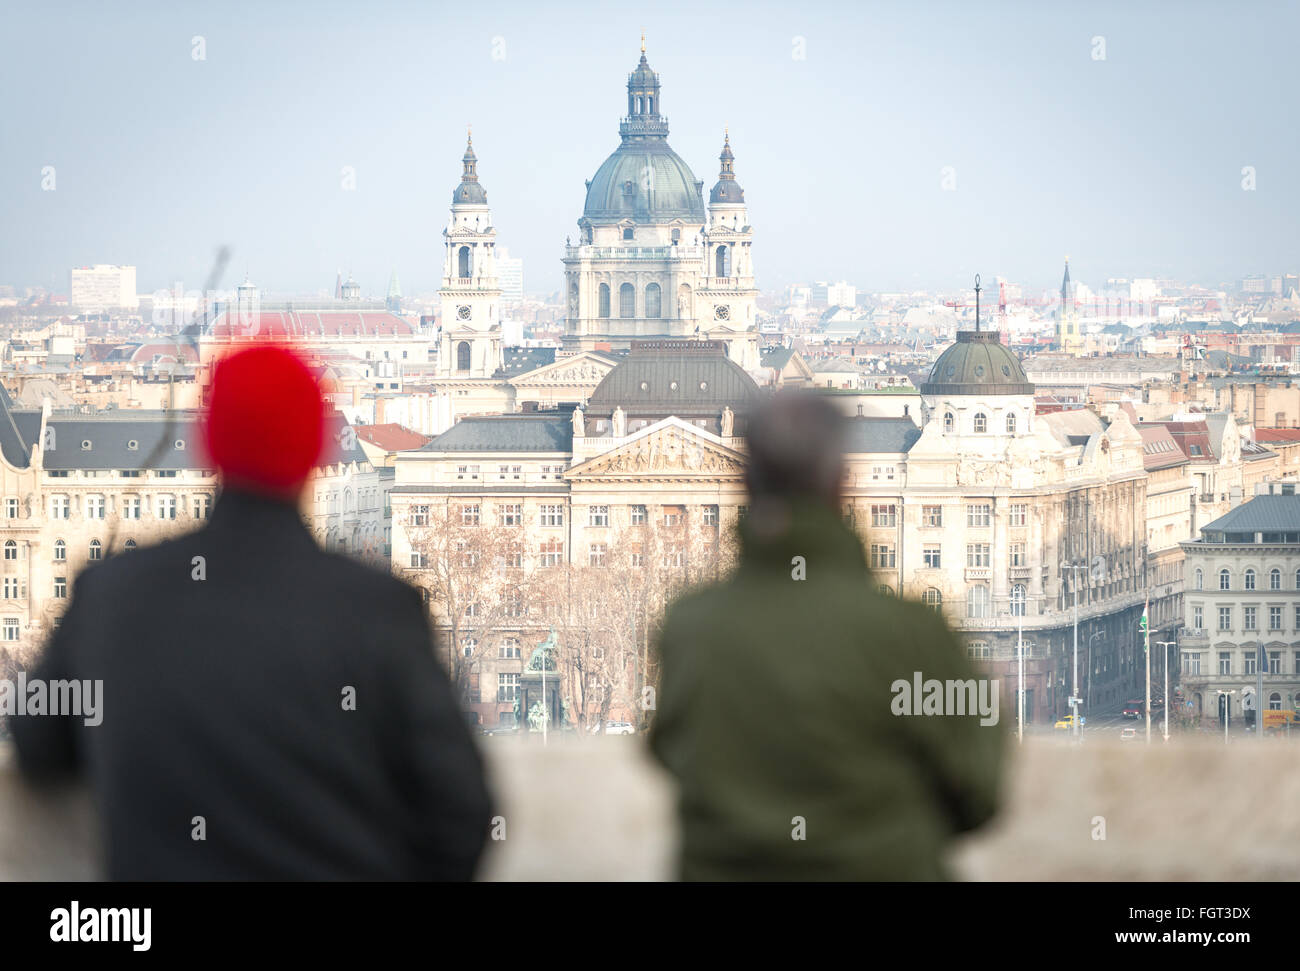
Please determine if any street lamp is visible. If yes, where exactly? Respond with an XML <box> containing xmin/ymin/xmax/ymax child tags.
<box><xmin>1062</xmin><ymin>561</ymin><xmax>1086</xmax><ymax>739</ymax></box>
<box><xmin>1087</xmin><ymin>631</ymin><xmax>1106</xmax><ymax>713</ymax></box>
<box><xmin>1155</xmin><ymin>638</ymin><xmax>1177</xmax><ymax>742</ymax></box>
<box><xmin>999</xmin><ymin>593</ymin><xmax>1027</xmax><ymax>744</ymax></box>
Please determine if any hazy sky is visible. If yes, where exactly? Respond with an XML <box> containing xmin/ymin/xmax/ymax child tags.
<box><xmin>2</xmin><ymin>0</ymin><xmax>1297</xmax><ymax>300</ymax></box>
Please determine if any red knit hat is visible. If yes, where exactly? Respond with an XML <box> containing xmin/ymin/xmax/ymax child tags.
<box><xmin>202</xmin><ymin>344</ymin><xmax>325</xmax><ymax>494</ymax></box>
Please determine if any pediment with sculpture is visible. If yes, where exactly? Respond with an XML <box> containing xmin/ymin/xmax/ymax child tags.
<box><xmin>509</xmin><ymin>352</ymin><xmax>617</xmax><ymax>389</ymax></box>
<box><xmin>568</xmin><ymin>421</ymin><xmax>745</xmax><ymax>479</ymax></box>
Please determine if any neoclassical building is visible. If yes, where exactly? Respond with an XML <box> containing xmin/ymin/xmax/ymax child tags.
<box><xmin>1179</xmin><ymin>488</ymin><xmax>1300</xmax><ymax>725</ymax></box>
<box><xmin>393</xmin><ymin>329</ymin><xmax>1169</xmax><ymax>728</ymax></box>
<box><xmin>561</xmin><ymin>44</ymin><xmax>760</xmax><ymax>368</ymax></box>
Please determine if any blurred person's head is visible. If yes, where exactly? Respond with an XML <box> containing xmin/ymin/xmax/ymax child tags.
<box><xmin>744</xmin><ymin>391</ymin><xmax>847</xmax><ymax>520</ymax></box>
<box><xmin>202</xmin><ymin>344</ymin><xmax>325</xmax><ymax>503</ymax></box>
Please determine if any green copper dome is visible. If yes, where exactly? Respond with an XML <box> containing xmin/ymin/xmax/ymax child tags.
<box><xmin>581</xmin><ymin>47</ymin><xmax>706</xmax><ymax>225</ymax></box>
<box><xmin>920</xmin><ymin>331</ymin><xmax>1034</xmax><ymax>396</ymax></box>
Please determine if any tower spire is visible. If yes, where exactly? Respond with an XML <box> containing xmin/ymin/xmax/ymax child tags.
<box><xmin>974</xmin><ymin>274</ymin><xmax>982</xmax><ymax>332</ymax></box>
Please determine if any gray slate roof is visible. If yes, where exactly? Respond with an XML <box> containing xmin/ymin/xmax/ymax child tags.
<box><xmin>424</xmin><ymin>416</ymin><xmax>572</xmax><ymax>453</ymax></box>
<box><xmin>843</xmin><ymin>416</ymin><xmax>923</xmax><ymax>454</ymax></box>
<box><xmin>44</xmin><ymin>413</ymin><xmax>210</xmax><ymax>470</ymax></box>
<box><xmin>1199</xmin><ymin>495</ymin><xmax>1300</xmax><ymax>536</ymax></box>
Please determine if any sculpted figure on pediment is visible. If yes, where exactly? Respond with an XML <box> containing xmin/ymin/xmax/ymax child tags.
<box><xmin>612</xmin><ymin>406</ymin><xmax>626</xmax><ymax>438</ymax></box>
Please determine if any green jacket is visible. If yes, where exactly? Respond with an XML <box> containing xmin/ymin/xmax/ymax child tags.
<box><xmin>648</xmin><ymin>501</ymin><xmax>1004</xmax><ymax>881</ymax></box>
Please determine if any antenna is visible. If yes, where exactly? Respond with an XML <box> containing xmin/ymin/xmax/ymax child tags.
<box><xmin>974</xmin><ymin>274</ymin><xmax>982</xmax><ymax>332</ymax></box>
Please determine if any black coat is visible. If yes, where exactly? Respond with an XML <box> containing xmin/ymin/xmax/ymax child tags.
<box><xmin>9</xmin><ymin>489</ymin><xmax>493</xmax><ymax>880</ymax></box>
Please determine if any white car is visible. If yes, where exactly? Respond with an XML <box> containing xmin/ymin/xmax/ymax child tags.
<box><xmin>604</xmin><ymin>721</ymin><xmax>636</xmax><ymax>735</ymax></box>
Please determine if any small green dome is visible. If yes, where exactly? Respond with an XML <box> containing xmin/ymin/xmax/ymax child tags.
<box><xmin>920</xmin><ymin>331</ymin><xmax>1034</xmax><ymax>396</ymax></box>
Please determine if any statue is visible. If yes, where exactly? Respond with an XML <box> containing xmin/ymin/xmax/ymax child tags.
<box><xmin>525</xmin><ymin>628</ymin><xmax>558</xmax><ymax>672</ymax></box>
<box><xmin>571</xmin><ymin>406</ymin><xmax>584</xmax><ymax>438</ymax></box>
<box><xmin>527</xmin><ymin>700</ymin><xmax>549</xmax><ymax>732</ymax></box>
<box><xmin>612</xmin><ymin>405</ymin><xmax>626</xmax><ymax>438</ymax></box>
<box><xmin>721</xmin><ymin>406</ymin><xmax>735</xmax><ymax>438</ymax></box>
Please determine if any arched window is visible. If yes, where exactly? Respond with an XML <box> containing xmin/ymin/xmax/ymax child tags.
<box><xmin>967</xmin><ymin>586</ymin><xmax>990</xmax><ymax>619</ymax></box>
<box><xmin>922</xmin><ymin>588</ymin><xmax>943</xmax><ymax>610</ymax></box>
<box><xmin>973</xmin><ymin>413</ymin><xmax>988</xmax><ymax>433</ymax></box>
<box><xmin>456</xmin><ymin>341</ymin><xmax>471</xmax><ymax>372</ymax></box>
<box><xmin>598</xmin><ymin>283</ymin><xmax>611</xmax><ymax>318</ymax></box>
<box><xmin>645</xmin><ymin>283</ymin><xmax>662</xmax><ymax>318</ymax></box>
<box><xmin>715</xmin><ymin>245</ymin><xmax>730</xmax><ymax>278</ymax></box>
<box><xmin>54</xmin><ymin>539</ymin><xmax>66</xmax><ymax>561</ymax></box>
<box><xmin>124</xmin><ymin>539</ymin><xmax>137</xmax><ymax>551</ymax></box>
<box><xmin>1295</xmin><ymin>568</ymin><xmax>1300</xmax><ymax>589</ymax></box>
<box><xmin>1219</xmin><ymin>569</ymin><xmax>1231</xmax><ymax>591</ymax></box>
<box><xmin>2</xmin><ymin>540</ymin><xmax>14</xmax><ymax>561</ymax></box>
<box><xmin>1245</xmin><ymin>569</ymin><xmax>1256</xmax><ymax>591</ymax></box>
<box><xmin>1011</xmin><ymin>584</ymin><xmax>1027</xmax><ymax>616</ymax></box>
<box><xmin>457</xmin><ymin>246</ymin><xmax>471</xmax><ymax>278</ymax></box>
<box><xmin>878</xmin><ymin>584</ymin><xmax>894</xmax><ymax>597</ymax></box>
<box><xmin>89</xmin><ymin>539</ymin><xmax>102</xmax><ymax>561</ymax></box>
<box><xmin>1270</xmin><ymin>568</ymin><xmax>1281</xmax><ymax>590</ymax></box>
<box><xmin>1194</xmin><ymin>568</ymin><xmax>1203</xmax><ymax>590</ymax></box>
<box><xmin>647</xmin><ymin>96</ymin><xmax>654</xmax><ymax>113</ymax></box>
<box><xmin>1270</xmin><ymin>693</ymin><xmax>1282</xmax><ymax>710</ymax></box>
<box><xmin>1006</xmin><ymin>412</ymin><xmax>1017</xmax><ymax>434</ymax></box>
<box><xmin>943</xmin><ymin>412</ymin><xmax>954</xmax><ymax>433</ymax></box>
<box><xmin>671</xmin><ymin>229</ymin><xmax>681</xmax><ymax>244</ymax></box>
<box><xmin>619</xmin><ymin>282</ymin><xmax>635</xmax><ymax>318</ymax></box>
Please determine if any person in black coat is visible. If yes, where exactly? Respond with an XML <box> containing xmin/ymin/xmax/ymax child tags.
<box><xmin>9</xmin><ymin>344</ymin><xmax>493</xmax><ymax>880</ymax></box>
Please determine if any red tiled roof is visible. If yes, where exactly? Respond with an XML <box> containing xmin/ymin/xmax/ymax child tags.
<box><xmin>1137</xmin><ymin>424</ymin><xmax>1187</xmax><ymax>471</ymax></box>
<box><xmin>354</xmin><ymin>423</ymin><xmax>431</xmax><ymax>452</ymax></box>
<box><xmin>1147</xmin><ymin>420</ymin><xmax>1216</xmax><ymax>463</ymax></box>
<box><xmin>129</xmin><ymin>342</ymin><xmax>199</xmax><ymax>363</ymax></box>
<box><xmin>209</xmin><ymin>311</ymin><xmax>415</xmax><ymax>339</ymax></box>
<box><xmin>1255</xmin><ymin>428</ymin><xmax>1300</xmax><ymax>443</ymax></box>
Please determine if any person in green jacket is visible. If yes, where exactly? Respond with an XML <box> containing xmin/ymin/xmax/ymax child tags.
<box><xmin>648</xmin><ymin>391</ymin><xmax>1005</xmax><ymax>880</ymax></box>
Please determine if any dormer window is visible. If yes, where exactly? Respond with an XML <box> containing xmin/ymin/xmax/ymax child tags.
<box><xmin>174</xmin><ymin>439</ymin><xmax>186</xmax><ymax>450</ymax></box>
<box><xmin>127</xmin><ymin>440</ymin><xmax>139</xmax><ymax>451</ymax></box>
<box><xmin>623</xmin><ymin>228</ymin><xmax>634</xmax><ymax>241</ymax></box>
<box><xmin>81</xmin><ymin>440</ymin><xmax>92</xmax><ymax>450</ymax></box>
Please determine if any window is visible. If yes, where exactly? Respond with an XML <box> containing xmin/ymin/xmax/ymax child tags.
<box><xmin>411</xmin><ymin>505</ymin><xmax>429</xmax><ymax>527</ymax></box>
<box><xmin>973</xmin><ymin>413</ymin><xmax>988</xmax><ymax>433</ymax></box>
<box><xmin>499</xmin><ymin>638</ymin><xmax>521</xmax><ymax>660</ymax></box>
<box><xmin>1245</xmin><ymin>652</ymin><xmax>1257</xmax><ymax>676</ymax></box>
<box><xmin>1006</xmin><ymin>413</ymin><xmax>1017</xmax><ymax>434</ymax></box>
<box><xmin>1183</xmin><ymin>652</ymin><xmax>1202</xmax><ymax>676</ymax></box>
<box><xmin>1295</xmin><ymin>604</ymin><xmax>1300</xmax><ymax>630</ymax></box>
<box><xmin>967</xmin><ymin>504</ymin><xmax>992</xmax><ymax>528</ymax></box>
<box><xmin>50</xmin><ymin>496</ymin><xmax>70</xmax><ymax>520</ymax></box>
<box><xmin>2</xmin><ymin>577</ymin><xmax>20</xmax><ymax>600</ymax></box>
<box><xmin>4</xmin><ymin>498</ymin><xmax>15</xmax><ymax>519</ymax></box>
<box><xmin>619</xmin><ymin>282</ymin><xmax>635</xmax><ymax>318</ymax></box>
<box><xmin>460</xmin><ymin>504</ymin><xmax>480</xmax><ymax>527</ymax></box>
<box><xmin>737</xmin><ymin>505</ymin><xmax>749</xmax><ymax>522</ymax></box>
<box><xmin>1011</xmin><ymin>584</ymin><xmax>1027</xmax><ymax>616</ymax></box>
<box><xmin>193</xmin><ymin>495</ymin><xmax>211</xmax><ymax>520</ymax></box>
<box><xmin>871</xmin><ymin>504</ymin><xmax>897</xmax><ymax>528</ymax></box>
<box><xmin>2</xmin><ymin>541</ymin><xmax>15</xmax><ymax>561</ymax></box>
<box><xmin>1270</xmin><ymin>606</ymin><xmax>1282</xmax><ymax>631</ymax></box>
<box><xmin>702</xmin><ymin>505</ymin><xmax>719</xmax><ymax>527</ymax></box>
<box><xmin>539</xmin><ymin>538</ymin><xmax>564</xmax><ymax>567</ymax></box>
<box><xmin>1194</xmin><ymin>568</ymin><xmax>1203</xmax><ymax>590</ymax></box>
<box><xmin>923</xmin><ymin>545</ymin><xmax>942</xmax><ymax>569</ymax></box>
<box><xmin>155</xmin><ymin>470</ymin><xmax>177</xmax><ymax>478</ymax></box>
<box><xmin>498</xmin><ymin>503</ymin><xmax>522</xmax><ymax>526</ymax></box>
<box><xmin>498</xmin><ymin>673</ymin><xmax>520</xmax><ymax>702</ymax></box>
<box><xmin>588</xmin><ymin>506</ymin><xmax>610</xmax><ymax>527</ymax></box>
<box><xmin>943</xmin><ymin>412</ymin><xmax>954</xmax><ymax>433</ymax></box>
<box><xmin>54</xmin><ymin>576</ymin><xmax>67</xmax><ymax>599</ymax></box>
<box><xmin>871</xmin><ymin>465</ymin><xmax>895</xmax><ymax>482</ymax></box>
<box><xmin>122</xmin><ymin>496</ymin><xmax>141</xmax><ymax>520</ymax></box>
<box><xmin>1218</xmin><ymin>652</ymin><xmax>1231</xmax><ymax>675</ymax></box>
<box><xmin>869</xmin><ymin>544</ymin><xmax>895</xmax><ymax>569</ymax></box>
<box><xmin>89</xmin><ymin>539</ymin><xmax>102</xmax><ymax>561</ymax></box>
<box><xmin>157</xmin><ymin>495</ymin><xmax>177</xmax><ymax>520</ymax></box>
<box><xmin>53</xmin><ymin>539</ymin><xmax>66</xmax><ymax>561</ymax></box>
<box><xmin>461</xmin><ymin>638</ymin><xmax>478</xmax><ymax>659</ymax></box>
<box><xmin>645</xmin><ymin>283</ymin><xmax>662</xmax><ymax>318</ymax></box>
<box><xmin>1010</xmin><ymin>503</ymin><xmax>1028</xmax><ymax>527</ymax></box>
<box><xmin>715</xmin><ymin>245</ymin><xmax>730</xmax><ymax>277</ymax></box>
<box><xmin>505</xmin><ymin>543</ymin><xmax>523</xmax><ymax>570</ymax></box>
<box><xmin>1245</xmin><ymin>569</ymin><xmax>1256</xmax><ymax>591</ymax></box>
<box><xmin>2</xmin><ymin>618</ymin><xmax>18</xmax><ymax>641</ymax></box>
<box><xmin>589</xmin><ymin>543</ymin><xmax>607</xmax><ymax>567</ymax></box>
<box><xmin>1218</xmin><ymin>606</ymin><xmax>1232</xmax><ymax>631</ymax></box>
<box><xmin>922</xmin><ymin>588</ymin><xmax>943</xmax><ymax>610</ymax></box>
<box><xmin>539</xmin><ymin>505</ymin><xmax>564</xmax><ymax>527</ymax></box>
<box><xmin>409</xmin><ymin>551</ymin><xmax>426</xmax><ymax>569</ymax></box>
<box><xmin>455</xmin><ymin>465</ymin><xmax>479</xmax><ymax>481</ymax></box>
<box><xmin>1219</xmin><ymin>569</ymin><xmax>1231</xmax><ymax>590</ymax></box>
<box><xmin>662</xmin><ymin>505</ymin><xmax>684</xmax><ymax>528</ymax></box>
<box><xmin>124</xmin><ymin>540</ymin><xmax>136</xmax><ymax>552</ymax></box>
<box><xmin>1270</xmin><ymin>652</ymin><xmax>1281</xmax><ymax>675</ymax></box>
<box><xmin>966</xmin><ymin>544</ymin><xmax>991</xmax><ymax>567</ymax></box>
<box><xmin>1192</xmin><ymin>605</ymin><xmax>1203</xmax><ymax>629</ymax></box>
<box><xmin>922</xmin><ymin>505</ymin><xmax>943</xmax><ymax>528</ymax></box>
<box><xmin>1010</xmin><ymin>543</ymin><xmax>1026</xmax><ymax>567</ymax></box>
<box><xmin>623</xmin><ymin>227</ymin><xmax>634</xmax><ymax>240</ymax></box>
<box><xmin>630</xmin><ymin>504</ymin><xmax>647</xmax><ymax>526</ymax></box>
<box><xmin>1296</xmin><ymin>568</ymin><xmax>1300</xmax><ymax>589</ymax></box>
<box><xmin>1244</xmin><ymin>606</ymin><xmax>1257</xmax><ymax>630</ymax></box>
<box><xmin>967</xmin><ymin>587</ymin><xmax>991</xmax><ymax>619</ymax></box>
<box><xmin>661</xmin><ymin>545</ymin><xmax>684</xmax><ymax>568</ymax></box>
<box><xmin>504</xmin><ymin>589</ymin><xmax>526</xmax><ymax>618</ymax></box>
<box><xmin>967</xmin><ymin>641</ymin><xmax>991</xmax><ymax>660</ymax></box>
<box><xmin>598</xmin><ymin>283</ymin><xmax>611</xmax><ymax>318</ymax></box>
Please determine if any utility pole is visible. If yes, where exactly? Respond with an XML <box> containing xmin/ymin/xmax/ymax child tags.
<box><xmin>1156</xmin><ymin>639</ymin><xmax>1177</xmax><ymax>742</ymax></box>
<box><xmin>1141</xmin><ymin>599</ymin><xmax>1151</xmax><ymax>743</ymax></box>
<box><xmin>1257</xmin><ymin>641</ymin><xmax>1266</xmax><ymax>744</ymax></box>
<box><xmin>1065</xmin><ymin>563</ymin><xmax>1084</xmax><ymax>740</ymax></box>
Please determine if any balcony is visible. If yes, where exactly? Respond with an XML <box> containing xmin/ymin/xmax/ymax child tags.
<box><xmin>1009</xmin><ymin>566</ymin><xmax>1033</xmax><ymax>580</ymax></box>
<box><xmin>965</xmin><ymin>568</ymin><xmax>991</xmax><ymax>581</ymax></box>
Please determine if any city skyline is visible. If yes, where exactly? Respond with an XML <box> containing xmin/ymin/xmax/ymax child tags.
<box><xmin>3</xmin><ymin>1</ymin><xmax>1299</xmax><ymax>298</ymax></box>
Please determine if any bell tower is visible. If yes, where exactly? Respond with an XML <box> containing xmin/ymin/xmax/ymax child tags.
<box><xmin>701</xmin><ymin>131</ymin><xmax>758</xmax><ymax>369</ymax></box>
<box><xmin>438</xmin><ymin>129</ymin><xmax>503</xmax><ymax>379</ymax></box>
